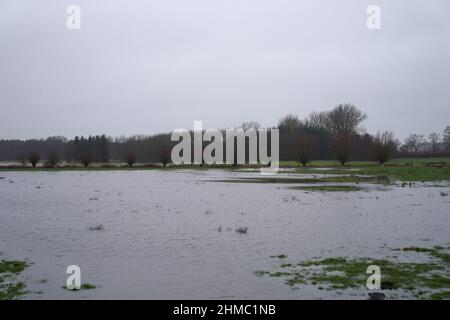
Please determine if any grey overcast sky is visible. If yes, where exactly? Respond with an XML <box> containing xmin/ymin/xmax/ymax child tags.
<box><xmin>0</xmin><ymin>0</ymin><xmax>449</xmax><ymax>141</ymax></box>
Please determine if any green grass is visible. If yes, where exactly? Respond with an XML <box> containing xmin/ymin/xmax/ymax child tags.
<box><xmin>396</xmin><ymin>246</ymin><xmax>450</xmax><ymax>264</ymax></box>
<box><xmin>0</xmin><ymin>281</ymin><xmax>27</xmax><ymax>300</ymax></box>
<box><xmin>212</xmin><ymin>174</ymin><xmax>388</xmax><ymax>185</ymax></box>
<box><xmin>280</xmin><ymin>160</ymin><xmax>380</xmax><ymax>167</ymax></box>
<box><xmin>280</xmin><ymin>158</ymin><xmax>450</xmax><ymax>168</ymax></box>
<box><xmin>1</xmin><ymin>158</ymin><xmax>449</xmax><ymax>181</ymax></box>
<box><xmin>256</xmin><ymin>245</ymin><xmax>450</xmax><ymax>299</ymax></box>
<box><xmin>357</xmin><ymin>166</ymin><xmax>450</xmax><ymax>182</ymax></box>
<box><xmin>389</xmin><ymin>157</ymin><xmax>450</xmax><ymax>164</ymax></box>
<box><xmin>0</xmin><ymin>260</ymin><xmax>28</xmax><ymax>274</ymax></box>
<box><xmin>213</xmin><ymin>177</ymin><xmax>320</xmax><ymax>184</ymax></box>
<box><xmin>271</xmin><ymin>254</ymin><xmax>288</xmax><ymax>259</ymax></box>
<box><xmin>0</xmin><ymin>260</ymin><xmax>29</xmax><ymax>300</ymax></box>
<box><xmin>430</xmin><ymin>291</ymin><xmax>450</xmax><ymax>300</ymax></box>
<box><xmin>291</xmin><ymin>166</ymin><xmax>450</xmax><ymax>182</ymax></box>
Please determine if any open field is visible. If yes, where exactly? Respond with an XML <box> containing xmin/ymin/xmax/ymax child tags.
<box><xmin>1</xmin><ymin>158</ymin><xmax>450</xmax><ymax>182</ymax></box>
<box><xmin>1</xmin><ymin>167</ymin><xmax>449</xmax><ymax>299</ymax></box>
<box><xmin>279</xmin><ymin>157</ymin><xmax>450</xmax><ymax>167</ymax></box>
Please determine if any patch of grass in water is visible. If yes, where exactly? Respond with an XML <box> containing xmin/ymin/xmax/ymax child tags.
<box><xmin>280</xmin><ymin>263</ymin><xmax>292</xmax><ymax>268</ymax></box>
<box><xmin>292</xmin><ymin>166</ymin><xmax>450</xmax><ymax>182</ymax></box>
<box><xmin>319</xmin><ymin>175</ymin><xmax>391</xmax><ymax>184</ymax></box>
<box><xmin>298</xmin><ymin>257</ymin><xmax>347</xmax><ymax>267</ymax></box>
<box><xmin>0</xmin><ymin>260</ymin><xmax>29</xmax><ymax>300</ymax></box>
<box><xmin>397</xmin><ymin>246</ymin><xmax>450</xmax><ymax>264</ymax></box>
<box><xmin>270</xmin><ymin>254</ymin><xmax>288</xmax><ymax>259</ymax></box>
<box><xmin>430</xmin><ymin>291</ymin><xmax>450</xmax><ymax>300</ymax></box>
<box><xmin>81</xmin><ymin>283</ymin><xmax>96</xmax><ymax>290</ymax></box>
<box><xmin>211</xmin><ymin>177</ymin><xmax>319</xmax><ymax>184</ymax></box>
<box><xmin>0</xmin><ymin>281</ymin><xmax>27</xmax><ymax>300</ymax></box>
<box><xmin>292</xmin><ymin>185</ymin><xmax>362</xmax><ymax>192</ymax></box>
<box><xmin>257</xmin><ymin>246</ymin><xmax>450</xmax><ymax>299</ymax></box>
<box><xmin>210</xmin><ymin>175</ymin><xmax>388</xmax><ymax>185</ymax></box>
<box><xmin>63</xmin><ymin>283</ymin><xmax>97</xmax><ymax>291</ymax></box>
<box><xmin>0</xmin><ymin>260</ymin><xmax>28</xmax><ymax>274</ymax></box>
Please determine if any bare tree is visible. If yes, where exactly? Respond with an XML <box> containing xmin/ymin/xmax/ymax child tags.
<box><xmin>17</xmin><ymin>153</ymin><xmax>27</xmax><ymax>167</ymax></box>
<box><xmin>159</xmin><ymin>144</ymin><xmax>170</xmax><ymax>167</ymax></box>
<box><xmin>278</xmin><ymin>114</ymin><xmax>302</xmax><ymax>131</ymax></box>
<box><xmin>46</xmin><ymin>151</ymin><xmax>60</xmax><ymax>168</ymax></box>
<box><xmin>126</xmin><ymin>152</ymin><xmax>137</xmax><ymax>167</ymax></box>
<box><xmin>278</xmin><ymin>114</ymin><xmax>303</xmax><ymax>160</ymax></box>
<box><xmin>428</xmin><ymin>133</ymin><xmax>440</xmax><ymax>156</ymax></box>
<box><xmin>326</xmin><ymin>104</ymin><xmax>367</xmax><ymax>165</ymax></box>
<box><xmin>306</xmin><ymin>111</ymin><xmax>329</xmax><ymax>130</ymax></box>
<box><xmin>297</xmin><ymin>134</ymin><xmax>318</xmax><ymax>166</ymax></box>
<box><xmin>28</xmin><ymin>152</ymin><xmax>40</xmax><ymax>168</ymax></box>
<box><xmin>333</xmin><ymin>133</ymin><xmax>353</xmax><ymax>166</ymax></box>
<box><xmin>326</xmin><ymin>104</ymin><xmax>367</xmax><ymax>135</ymax></box>
<box><xmin>403</xmin><ymin>134</ymin><xmax>425</xmax><ymax>154</ymax></box>
<box><xmin>372</xmin><ymin>131</ymin><xmax>398</xmax><ymax>166</ymax></box>
<box><xmin>240</xmin><ymin>121</ymin><xmax>260</xmax><ymax>131</ymax></box>
<box><xmin>80</xmin><ymin>152</ymin><xmax>92</xmax><ymax>167</ymax></box>
<box><xmin>443</xmin><ymin>126</ymin><xmax>450</xmax><ymax>153</ymax></box>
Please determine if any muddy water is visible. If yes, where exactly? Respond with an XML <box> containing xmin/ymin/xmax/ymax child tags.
<box><xmin>0</xmin><ymin>170</ymin><xmax>449</xmax><ymax>299</ymax></box>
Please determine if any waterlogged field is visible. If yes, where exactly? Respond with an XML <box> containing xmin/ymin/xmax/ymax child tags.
<box><xmin>0</xmin><ymin>169</ymin><xmax>449</xmax><ymax>299</ymax></box>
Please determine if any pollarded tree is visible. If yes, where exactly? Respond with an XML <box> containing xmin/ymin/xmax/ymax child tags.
<box><xmin>17</xmin><ymin>153</ymin><xmax>27</xmax><ymax>167</ymax></box>
<box><xmin>327</xmin><ymin>104</ymin><xmax>367</xmax><ymax>166</ymax></box>
<box><xmin>80</xmin><ymin>152</ymin><xmax>92</xmax><ymax>167</ymax></box>
<box><xmin>46</xmin><ymin>151</ymin><xmax>60</xmax><ymax>168</ymax></box>
<box><xmin>372</xmin><ymin>131</ymin><xmax>398</xmax><ymax>166</ymax></box>
<box><xmin>333</xmin><ymin>133</ymin><xmax>353</xmax><ymax>166</ymax></box>
<box><xmin>126</xmin><ymin>152</ymin><xmax>137</xmax><ymax>167</ymax></box>
<box><xmin>297</xmin><ymin>134</ymin><xmax>318</xmax><ymax>166</ymax></box>
<box><xmin>28</xmin><ymin>152</ymin><xmax>40</xmax><ymax>168</ymax></box>
<box><xmin>159</xmin><ymin>144</ymin><xmax>170</xmax><ymax>167</ymax></box>
<box><xmin>443</xmin><ymin>126</ymin><xmax>450</xmax><ymax>153</ymax></box>
<box><xmin>278</xmin><ymin>114</ymin><xmax>303</xmax><ymax>160</ymax></box>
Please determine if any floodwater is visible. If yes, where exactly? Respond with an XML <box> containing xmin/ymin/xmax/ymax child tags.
<box><xmin>0</xmin><ymin>170</ymin><xmax>449</xmax><ymax>299</ymax></box>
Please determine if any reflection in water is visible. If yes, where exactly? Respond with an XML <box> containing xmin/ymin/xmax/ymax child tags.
<box><xmin>0</xmin><ymin>170</ymin><xmax>449</xmax><ymax>299</ymax></box>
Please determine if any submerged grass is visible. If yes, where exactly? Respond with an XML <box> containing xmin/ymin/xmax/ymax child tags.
<box><xmin>271</xmin><ymin>254</ymin><xmax>288</xmax><ymax>259</ymax></box>
<box><xmin>430</xmin><ymin>291</ymin><xmax>450</xmax><ymax>300</ymax></box>
<box><xmin>212</xmin><ymin>175</ymin><xmax>386</xmax><ymax>185</ymax></box>
<box><xmin>280</xmin><ymin>158</ymin><xmax>450</xmax><ymax>168</ymax></box>
<box><xmin>291</xmin><ymin>185</ymin><xmax>362</xmax><ymax>192</ymax></box>
<box><xmin>0</xmin><ymin>260</ymin><xmax>29</xmax><ymax>300</ymax></box>
<box><xmin>63</xmin><ymin>283</ymin><xmax>97</xmax><ymax>291</ymax></box>
<box><xmin>256</xmin><ymin>246</ymin><xmax>450</xmax><ymax>299</ymax></box>
<box><xmin>2</xmin><ymin>159</ymin><xmax>448</xmax><ymax>181</ymax></box>
<box><xmin>292</xmin><ymin>166</ymin><xmax>450</xmax><ymax>182</ymax></box>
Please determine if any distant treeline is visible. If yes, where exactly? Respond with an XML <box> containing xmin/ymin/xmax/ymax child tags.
<box><xmin>1</xmin><ymin>104</ymin><xmax>449</xmax><ymax>167</ymax></box>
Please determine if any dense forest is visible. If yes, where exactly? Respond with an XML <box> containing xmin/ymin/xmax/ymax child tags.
<box><xmin>1</xmin><ymin>104</ymin><xmax>449</xmax><ymax>167</ymax></box>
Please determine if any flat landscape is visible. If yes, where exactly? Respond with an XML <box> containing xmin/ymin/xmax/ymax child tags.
<box><xmin>2</xmin><ymin>1</ymin><xmax>450</xmax><ymax>308</ymax></box>
<box><xmin>1</xmin><ymin>160</ymin><xmax>449</xmax><ymax>299</ymax></box>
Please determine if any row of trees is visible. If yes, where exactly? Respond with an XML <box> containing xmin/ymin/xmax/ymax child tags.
<box><xmin>278</xmin><ymin>104</ymin><xmax>368</xmax><ymax>164</ymax></box>
<box><xmin>0</xmin><ymin>134</ymin><xmax>173</xmax><ymax>167</ymax></box>
<box><xmin>276</xmin><ymin>105</ymin><xmax>450</xmax><ymax>166</ymax></box>
<box><xmin>399</xmin><ymin>129</ymin><xmax>450</xmax><ymax>157</ymax></box>
<box><xmin>0</xmin><ymin>104</ymin><xmax>449</xmax><ymax>167</ymax></box>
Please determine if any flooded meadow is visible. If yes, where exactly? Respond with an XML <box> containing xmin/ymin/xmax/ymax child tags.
<box><xmin>0</xmin><ymin>169</ymin><xmax>449</xmax><ymax>299</ymax></box>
